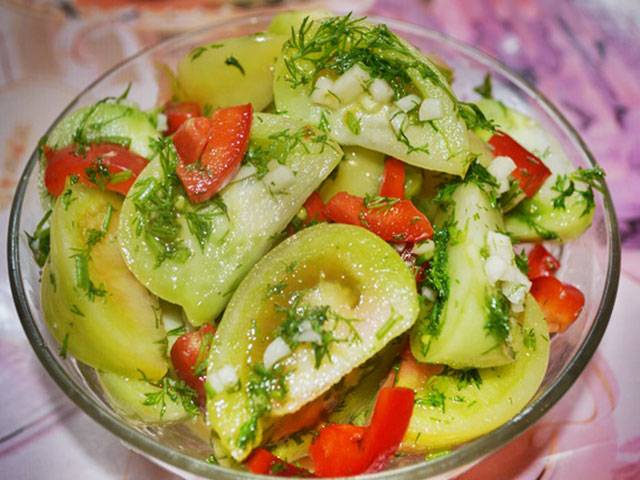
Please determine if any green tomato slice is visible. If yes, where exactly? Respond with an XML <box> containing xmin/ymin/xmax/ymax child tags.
<box><xmin>42</xmin><ymin>184</ymin><xmax>167</xmax><ymax>380</ymax></box>
<box><xmin>118</xmin><ymin>113</ymin><xmax>342</xmax><ymax>325</ymax></box>
<box><xmin>206</xmin><ymin>223</ymin><xmax>419</xmax><ymax>461</ymax></box>
<box><xmin>400</xmin><ymin>295</ymin><xmax>549</xmax><ymax>451</ymax></box>
<box><xmin>176</xmin><ymin>33</ymin><xmax>286</xmax><ymax>112</ymax></box>
<box><xmin>273</xmin><ymin>16</ymin><xmax>471</xmax><ymax>176</ymax></box>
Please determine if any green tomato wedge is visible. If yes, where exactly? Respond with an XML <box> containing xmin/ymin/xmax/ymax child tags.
<box><xmin>118</xmin><ymin>113</ymin><xmax>342</xmax><ymax>326</ymax></box>
<box><xmin>476</xmin><ymin>98</ymin><xmax>595</xmax><ymax>242</ymax></box>
<box><xmin>176</xmin><ymin>33</ymin><xmax>286</xmax><ymax>112</ymax></box>
<box><xmin>400</xmin><ymin>295</ymin><xmax>549</xmax><ymax>451</ymax></box>
<box><xmin>42</xmin><ymin>184</ymin><xmax>167</xmax><ymax>380</ymax></box>
<box><xmin>46</xmin><ymin>100</ymin><xmax>160</xmax><ymax>159</ymax></box>
<box><xmin>267</xmin><ymin>10</ymin><xmax>332</xmax><ymax>35</ymax></box>
<box><xmin>411</xmin><ymin>182</ymin><xmax>520</xmax><ymax>368</ymax></box>
<box><xmin>206</xmin><ymin>223</ymin><xmax>419</xmax><ymax>461</ymax></box>
<box><xmin>273</xmin><ymin>15</ymin><xmax>471</xmax><ymax>176</ymax></box>
<box><xmin>99</xmin><ymin>372</ymin><xmax>195</xmax><ymax>423</ymax></box>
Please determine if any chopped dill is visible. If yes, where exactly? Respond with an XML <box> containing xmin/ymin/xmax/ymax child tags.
<box><xmin>473</xmin><ymin>73</ymin><xmax>493</xmax><ymax>99</ymax></box>
<box><xmin>485</xmin><ymin>292</ymin><xmax>511</xmax><ymax>344</ymax></box>
<box><xmin>225</xmin><ymin>55</ymin><xmax>246</xmax><ymax>75</ymax></box>
<box><xmin>26</xmin><ymin>209</ymin><xmax>52</xmax><ymax>267</ymax></box>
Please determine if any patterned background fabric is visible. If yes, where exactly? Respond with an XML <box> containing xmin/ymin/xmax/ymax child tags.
<box><xmin>0</xmin><ymin>0</ymin><xmax>638</xmax><ymax>478</ymax></box>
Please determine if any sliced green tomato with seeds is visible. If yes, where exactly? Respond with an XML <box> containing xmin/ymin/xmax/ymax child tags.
<box><xmin>176</xmin><ymin>33</ymin><xmax>286</xmax><ymax>112</ymax></box>
<box><xmin>46</xmin><ymin>102</ymin><xmax>160</xmax><ymax>159</ymax></box>
<box><xmin>400</xmin><ymin>295</ymin><xmax>549</xmax><ymax>451</ymax></box>
<box><xmin>206</xmin><ymin>223</ymin><xmax>419</xmax><ymax>461</ymax></box>
<box><xmin>411</xmin><ymin>182</ymin><xmax>517</xmax><ymax>368</ymax></box>
<box><xmin>476</xmin><ymin>98</ymin><xmax>595</xmax><ymax>242</ymax></box>
<box><xmin>273</xmin><ymin>18</ymin><xmax>470</xmax><ymax>176</ymax></box>
<box><xmin>118</xmin><ymin>113</ymin><xmax>342</xmax><ymax>325</ymax></box>
<box><xmin>42</xmin><ymin>184</ymin><xmax>167</xmax><ymax>379</ymax></box>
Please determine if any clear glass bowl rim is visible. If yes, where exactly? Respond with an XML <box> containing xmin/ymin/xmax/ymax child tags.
<box><xmin>6</xmin><ymin>11</ymin><xmax>621</xmax><ymax>480</ymax></box>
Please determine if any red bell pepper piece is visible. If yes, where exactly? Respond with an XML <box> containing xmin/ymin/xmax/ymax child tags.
<box><xmin>530</xmin><ymin>276</ymin><xmax>584</xmax><ymax>333</ymax></box>
<box><xmin>527</xmin><ymin>244</ymin><xmax>560</xmax><ymax>280</ymax></box>
<box><xmin>379</xmin><ymin>157</ymin><xmax>405</xmax><ymax>199</ymax></box>
<box><xmin>246</xmin><ymin>448</ymin><xmax>312</xmax><ymax>477</ymax></box>
<box><xmin>489</xmin><ymin>131</ymin><xmax>551</xmax><ymax>197</ymax></box>
<box><xmin>44</xmin><ymin>143</ymin><xmax>147</xmax><ymax>197</ymax></box>
<box><xmin>164</xmin><ymin>101</ymin><xmax>201</xmax><ymax>135</ymax></box>
<box><xmin>363</xmin><ymin>387</ymin><xmax>415</xmax><ymax>472</ymax></box>
<box><xmin>175</xmin><ymin>104</ymin><xmax>252</xmax><ymax>203</ymax></box>
<box><xmin>170</xmin><ymin>324</ymin><xmax>215</xmax><ymax>403</ymax></box>
<box><xmin>324</xmin><ymin>192</ymin><xmax>433</xmax><ymax>243</ymax></box>
<box><xmin>172</xmin><ymin>117</ymin><xmax>211</xmax><ymax>165</ymax></box>
<box><xmin>309</xmin><ymin>387</ymin><xmax>415</xmax><ymax>477</ymax></box>
<box><xmin>303</xmin><ymin>192</ymin><xmax>327</xmax><ymax>224</ymax></box>
<box><xmin>309</xmin><ymin>424</ymin><xmax>368</xmax><ymax>477</ymax></box>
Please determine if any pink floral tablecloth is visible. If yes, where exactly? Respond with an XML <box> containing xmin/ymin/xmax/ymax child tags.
<box><xmin>1</xmin><ymin>1</ymin><xmax>638</xmax><ymax>478</ymax></box>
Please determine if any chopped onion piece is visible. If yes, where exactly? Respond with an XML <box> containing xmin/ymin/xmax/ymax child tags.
<box><xmin>488</xmin><ymin>155</ymin><xmax>517</xmax><ymax>194</ymax></box>
<box><xmin>264</xmin><ymin>162</ymin><xmax>295</xmax><ymax>191</ymax></box>
<box><xmin>263</xmin><ymin>337</ymin><xmax>291</xmax><ymax>369</ymax></box>
<box><xmin>369</xmin><ymin>78</ymin><xmax>394</xmax><ymax>103</ymax></box>
<box><xmin>332</xmin><ymin>64</ymin><xmax>370</xmax><ymax>104</ymax></box>
<box><xmin>395</xmin><ymin>94</ymin><xmax>421</xmax><ymax>112</ymax></box>
<box><xmin>418</xmin><ymin>98</ymin><xmax>443</xmax><ymax>121</ymax></box>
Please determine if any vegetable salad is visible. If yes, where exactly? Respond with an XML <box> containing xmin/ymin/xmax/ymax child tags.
<box><xmin>30</xmin><ymin>11</ymin><xmax>606</xmax><ymax>477</ymax></box>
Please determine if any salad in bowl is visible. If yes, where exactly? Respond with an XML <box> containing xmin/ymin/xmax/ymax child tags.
<box><xmin>18</xmin><ymin>10</ymin><xmax>614</xmax><ymax>478</ymax></box>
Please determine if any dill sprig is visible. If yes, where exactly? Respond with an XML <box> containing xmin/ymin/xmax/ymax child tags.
<box><xmin>485</xmin><ymin>292</ymin><xmax>511</xmax><ymax>344</ymax></box>
<box><xmin>551</xmin><ymin>166</ymin><xmax>605</xmax><ymax>216</ymax></box>
<box><xmin>282</xmin><ymin>14</ymin><xmax>494</xmax><ymax>132</ymax></box>
<box><xmin>236</xmin><ymin>364</ymin><xmax>288</xmax><ymax>450</ymax></box>
<box><xmin>420</xmin><ymin>225</ymin><xmax>450</xmax><ymax>345</ymax></box>
<box><xmin>26</xmin><ymin>209</ymin><xmax>52</xmax><ymax>267</ymax></box>
<box><xmin>139</xmin><ymin>372</ymin><xmax>200</xmax><ymax>419</ymax></box>
<box><xmin>275</xmin><ymin>291</ymin><xmax>361</xmax><ymax>369</ymax></box>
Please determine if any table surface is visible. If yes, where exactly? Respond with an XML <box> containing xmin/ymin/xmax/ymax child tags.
<box><xmin>0</xmin><ymin>0</ymin><xmax>639</xmax><ymax>478</ymax></box>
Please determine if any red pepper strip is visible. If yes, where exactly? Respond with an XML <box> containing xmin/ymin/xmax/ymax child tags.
<box><xmin>246</xmin><ymin>448</ymin><xmax>313</xmax><ymax>477</ymax></box>
<box><xmin>172</xmin><ymin>117</ymin><xmax>211</xmax><ymax>165</ymax></box>
<box><xmin>530</xmin><ymin>276</ymin><xmax>584</xmax><ymax>333</ymax></box>
<box><xmin>324</xmin><ymin>192</ymin><xmax>433</xmax><ymax>243</ymax></box>
<box><xmin>362</xmin><ymin>387</ymin><xmax>415</xmax><ymax>472</ymax></box>
<box><xmin>170</xmin><ymin>324</ymin><xmax>215</xmax><ymax>403</ymax></box>
<box><xmin>44</xmin><ymin>143</ymin><xmax>148</xmax><ymax>197</ymax></box>
<box><xmin>488</xmin><ymin>131</ymin><xmax>551</xmax><ymax>197</ymax></box>
<box><xmin>527</xmin><ymin>244</ymin><xmax>560</xmax><ymax>280</ymax></box>
<box><xmin>309</xmin><ymin>424</ymin><xmax>369</xmax><ymax>477</ymax></box>
<box><xmin>303</xmin><ymin>192</ymin><xmax>327</xmax><ymax>224</ymax></box>
<box><xmin>379</xmin><ymin>157</ymin><xmax>406</xmax><ymax>199</ymax></box>
<box><xmin>164</xmin><ymin>101</ymin><xmax>202</xmax><ymax>135</ymax></box>
<box><xmin>175</xmin><ymin>103</ymin><xmax>252</xmax><ymax>203</ymax></box>
<box><xmin>309</xmin><ymin>387</ymin><xmax>415</xmax><ymax>477</ymax></box>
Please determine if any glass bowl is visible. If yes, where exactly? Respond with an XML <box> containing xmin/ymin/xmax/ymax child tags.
<box><xmin>7</xmin><ymin>11</ymin><xmax>620</xmax><ymax>480</ymax></box>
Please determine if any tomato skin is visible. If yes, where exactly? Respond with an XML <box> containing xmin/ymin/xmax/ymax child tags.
<box><xmin>530</xmin><ymin>276</ymin><xmax>585</xmax><ymax>332</ymax></box>
<box><xmin>44</xmin><ymin>144</ymin><xmax>148</xmax><ymax>197</ymax></box>
<box><xmin>310</xmin><ymin>424</ymin><xmax>368</xmax><ymax>477</ymax></box>
<box><xmin>303</xmin><ymin>192</ymin><xmax>327</xmax><ymax>224</ymax></box>
<box><xmin>170</xmin><ymin>324</ymin><xmax>215</xmax><ymax>401</ymax></box>
<box><xmin>489</xmin><ymin>131</ymin><xmax>551</xmax><ymax>197</ymax></box>
<box><xmin>309</xmin><ymin>387</ymin><xmax>415</xmax><ymax>477</ymax></box>
<box><xmin>527</xmin><ymin>244</ymin><xmax>560</xmax><ymax>279</ymax></box>
<box><xmin>246</xmin><ymin>448</ymin><xmax>312</xmax><ymax>477</ymax></box>
<box><xmin>164</xmin><ymin>101</ymin><xmax>201</xmax><ymax>136</ymax></box>
<box><xmin>176</xmin><ymin>104</ymin><xmax>252</xmax><ymax>203</ymax></box>
<box><xmin>379</xmin><ymin>157</ymin><xmax>405</xmax><ymax>199</ymax></box>
<box><xmin>324</xmin><ymin>192</ymin><xmax>433</xmax><ymax>243</ymax></box>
